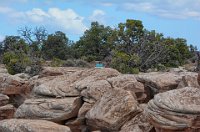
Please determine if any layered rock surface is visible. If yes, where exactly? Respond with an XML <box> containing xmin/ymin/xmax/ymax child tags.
<box><xmin>146</xmin><ymin>87</ymin><xmax>200</xmax><ymax>131</ymax></box>
<box><xmin>0</xmin><ymin>119</ymin><xmax>71</xmax><ymax>132</ymax></box>
<box><xmin>86</xmin><ymin>89</ymin><xmax>141</xmax><ymax>131</ymax></box>
<box><xmin>120</xmin><ymin>104</ymin><xmax>153</xmax><ymax>132</ymax></box>
<box><xmin>0</xmin><ymin>94</ymin><xmax>15</xmax><ymax>120</ymax></box>
<box><xmin>34</xmin><ymin>68</ymin><xmax>120</xmax><ymax>97</ymax></box>
<box><xmin>15</xmin><ymin>97</ymin><xmax>82</xmax><ymax>122</ymax></box>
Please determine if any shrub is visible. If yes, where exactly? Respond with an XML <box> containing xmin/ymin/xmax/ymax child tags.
<box><xmin>130</xmin><ymin>67</ymin><xmax>139</xmax><ymax>74</ymax></box>
<box><xmin>50</xmin><ymin>57</ymin><xmax>64</xmax><ymax>67</ymax></box>
<box><xmin>3</xmin><ymin>52</ymin><xmax>31</xmax><ymax>75</ymax></box>
<box><xmin>63</xmin><ymin>59</ymin><xmax>76</xmax><ymax>67</ymax></box>
<box><xmin>75</xmin><ymin>59</ymin><xmax>90</xmax><ymax>67</ymax></box>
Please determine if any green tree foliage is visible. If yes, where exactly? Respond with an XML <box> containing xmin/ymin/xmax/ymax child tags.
<box><xmin>74</xmin><ymin>22</ymin><xmax>114</xmax><ymax>62</ymax></box>
<box><xmin>0</xmin><ymin>20</ymin><xmax>196</xmax><ymax>74</ymax></box>
<box><xmin>42</xmin><ymin>31</ymin><xmax>70</xmax><ymax>60</ymax></box>
<box><xmin>1</xmin><ymin>36</ymin><xmax>31</xmax><ymax>74</ymax></box>
<box><xmin>111</xmin><ymin>19</ymin><xmax>192</xmax><ymax>72</ymax></box>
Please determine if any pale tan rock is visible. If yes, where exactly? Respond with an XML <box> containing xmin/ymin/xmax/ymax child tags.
<box><xmin>0</xmin><ymin>94</ymin><xmax>9</xmax><ymax>106</ymax></box>
<box><xmin>39</xmin><ymin>66</ymin><xmax>84</xmax><ymax>78</ymax></box>
<box><xmin>65</xmin><ymin>102</ymin><xmax>93</xmax><ymax>131</ymax></box>
<box><xmin>0</xmin><ymin>104</ymin><xmax>15</xmax><ymax>120</ymax></box>
<box><xmin>15</xmin><ymin>97</ymin><xmax>82</xmax><ymax>123</ymax></box>
<box><xmin>34</xmin><ymin>68</ymin><xmax>120</xmax><ymax>97</ymax></box>
<box><xmin>86</xmin><ymin>89</ymin><xmax>141</xmax><ymax>131</ymax></box>
<box><xmin>74</xmin><ymin>68</ymin><xmax>120</xmax><ymax>91</ymax></box>
<box><xmin>33</xmin><ymin>75</ymin><xmax>80</xmax><ymax>97</ymax></box>
<box><xmin>0</xmin><ymin>74</ymin><xmax>31</xmax><ymax>95</ymax></box>
<box><xmin>135</xmin><ymin>72</ymin><xmax>182</xmax><ymax>102</ymax></box>
<box><xmin>78</xmin><ymin>102</ymin><xmax>93</xmax><ymax>118</ymax></box>
<box><xmin>120</xmin><ymin>104</ymin><xmax>153</xmax><ymax>132</ymax></box>
<box><xmin>81</xmin><ymin>80</ymin><xmax>112</xmax><ymax>103</ymax></box>
<box><xmin>177</xmin><ymin>74</ymin><xmax>199</xmax><ymax>89</ymax></box>
<box><xmin>108</xmin><ymin>74</ymin><xmax>146</xmax><ymax>102</ymax></box>
<box><xmin>0</xmin><ymin>119</ymin><xmax>71</xmax><ymax>132</ymax></box>
<box><xmin>135</xmin><ymin>72</ymin><xmax>182</xmax><ymax>92</ymax></box>
<box><xmin>0</xmin><ymin>64</ymin><xmax>8</xmax><ymax>74</ymax></box>
<box><xmin>146</xmin><ymin>87</ymin><xmax>200</xmax><ymax>131</ymax></box>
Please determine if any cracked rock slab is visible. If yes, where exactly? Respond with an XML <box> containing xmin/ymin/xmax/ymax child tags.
<box><xmin>0</xmin><ymin>119</ymin><xmax>71</xmax><ymax>132</ymax></box>
<box><xmin>15</xmin><ymin>97</ymin><xmax>82</xmax><ymax>122</ymax></box>
<box><xmin>86</xmin><ymin>89</ymin><xmax>141</xmax><ymax>131</ymax></box>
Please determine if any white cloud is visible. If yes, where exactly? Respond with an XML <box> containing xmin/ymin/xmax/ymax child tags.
<box><xmin>48</xmin><ymin>8</ymin><xmax>87</xmax><ymax>34</ymax></box>
<box><xmin>120</xmin><ymin>0</ymin><xmax>200</xmax><ymax>19</ymax></box>
<box><xmin>89</xmin><ymin>9</ymin><xmax>106</xmax><ymax>24</ymax></box>
<box><xmin>0</xmin><ymin>7</ymin><xmax>87</xmax><ymax>34</ymax></box>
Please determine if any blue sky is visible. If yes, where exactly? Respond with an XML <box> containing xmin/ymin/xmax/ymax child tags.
<box><xmin>0</xmin><ymin>0</ymin><xmax>200</xmax><ymax>48</ymax></box>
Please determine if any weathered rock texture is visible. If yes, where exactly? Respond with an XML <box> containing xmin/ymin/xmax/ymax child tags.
<box><xmin>0</xmin><ymin>104</ymin><xmax>15</xmax><ymax>120</ymax></box>
<box><xmin>108</xmin><ymin>74</ymin><xmax>146</xmax><ymax>102</ymax></box>
<box><xmin>146</xmin><ymin>87</ymin><xmax>200</xmax><ymax>131</ymax></box>
<box><xmin>39</xmin><ymin>67</ymin><xmax>84</xmax><ymax>78</ymax></box>
<box><xmin>0</xmin><ymin>94</ymin><xmax>9</xmax><ymax>107</ymax></box>
<box><xmin>120</xmin><ymin>104</ymin><xmax>153</xmax><ymax>132</ymax></box>
<box><xmin>15</xmin><ymin>97</ymin><xmax>82</xmax><ymax>123</ymax></box>
<box><xmin>135</xmin><ymin>72</ymin><xmax>182</xmax><ymax>102</ymax></box>
<box><xmin>80</xmin><ymin>80</ymin><xmax>112</xmax><ymax>104</ymax></box>
<box><xmin>0</xmin><ymin>119</ymin><xmax>71</xmax><ymax>132</ymax></box>
<box><xmin>0</xmin><ymin>74</ymin><xmax>31</xmax><ymax>95</ymax></box>
<box><xmin>86</xmin><ymin>89</ymin><xmax>141</xmax><ymax>131</ymax></box>
<box><xmin>177</xmin><ymin>74</ymin><xmax>199</xmax><ymax>88</ymax></box>
<box><xmin>33</xmin><ymin>68</ymin><xmax>120</xmax><ymax>98</ymax></box>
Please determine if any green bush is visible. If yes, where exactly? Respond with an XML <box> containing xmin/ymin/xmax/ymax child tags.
<box><xmin>50</xmin><ymin>57</ymin><xmax>64</xmax><ymax>67</ymax></box>
<box><xmin>130</xmin><ymin>68</ymin><xmax>139</xmax><ymax>74</ymax></box>
<box><xmin>3</xmin><ymin>52</ymin><xmax>31</xmax><ymax>75</ymax></box>
<box><xmin>75</xmin><ymin>59</ymin><xmax>90</xmax><ymax>67</ymax></box>
<box><xmin>63</xmin><ymin>59</ymin><xmax>76</xmax><ymax>67</ymax></box>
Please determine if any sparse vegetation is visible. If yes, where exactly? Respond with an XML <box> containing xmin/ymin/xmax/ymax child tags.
<box><xmin>0</xmin><ymin>19</ymin><xmax>197</xmax><ymax>75</ymax></box>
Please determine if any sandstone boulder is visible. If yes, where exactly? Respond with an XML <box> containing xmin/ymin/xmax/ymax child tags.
<box><xmin>177</xmin><ymin>74</ymin><xmax>199</xmax><ymax>89</ymax></box>
<box><xmin>135</xmin><ymin>72</ymin><xmax>182</xmax><ymax>102</ymax></box>
<box><xmin>74</xmin><ymin>68</ymin><xmax>120</xmax><ymax>92</ymax></box>
<box><xmin>108</xmin><ymin>74</ymin><xmax>146</xmax><ymax>102</ymax></box>
<box><xmin>146</xmin><ymin>87</ymin><xmax>200</xmax><ymax>131</ymax></box>
<box><xmin>39</xmin><ymin>67</ymin><xmax>84</xmax><ymax>78</ymax></box>
<box><xmin>120</xmin><ymin>104</ymin><xmax>153</xmax><ymax>132</ymax></box>
<box><xmin>0</xmin><ymin>104</ymin><xmax>15</xmax><ymax>120</ymax></box>
<box><xmin>0</xmin><ymin>64</ymin><xmax>8</xmax><ymax>74</ymax></box>
<box><xmin>0</xmin><ymin>119</ymin><xmax>71</xmax><ymax>132</ymax></box>
<box><xmin>81</xmin><ymin>80</ymin><xmax>112</xmax><ymax>104</ymax></box>
<box><xmin>0</xmin><ymin>74</ymin><xmax>31</xmax><ymax>95</ymax></box>
<box><xmin>0</xmin><ymin>94</ymin><xmax>9</xmax><ymax>106</ymax></box>
<box><xmin>86</xmin><ymin>89</ymin><xmax>141</xmax><ymax>131</ymax></box>
<box><xmin>15</xmin><ymin>97</ymin><xmax>82</xmax><ymax>123</ymax></box>
<box><xmin>33</xmin><ymin>75</ymin><xmax>80</xmax><ymax>97</ymax></box>
<box><xmin>34</xmin><ymin>68</ymin><xmax>120</xmax><ymax>97</ymax></box>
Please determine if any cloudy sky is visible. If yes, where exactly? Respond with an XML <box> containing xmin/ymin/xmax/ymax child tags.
<box><xmin>0</xmin><ymin>0</ymin><xmax>200</xmax><ymax>48</ymax></box>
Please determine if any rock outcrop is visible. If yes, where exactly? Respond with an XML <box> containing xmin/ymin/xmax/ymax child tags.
<box><xmin>108</xmin><ymin>74</ymin><xmax>146</xmax><ymax>102</ymax></box>
<box><xmin>135</xmin><ymin>72</ymin><xmax>182</xmax><ymax>102</ymax></box>
<box><xmin>80</xmin><ymin>80</ymin><xmax>112</xmax><ymax>104</ymax></box>
<box><xmin>0</xmin><ymin>73</ymin><xmax>31</xmax><ymax>96</ymax></box>
<box><xmin>15</xmin><ymin>97</ymin><xmax>82</xmax><ymax>123</ymax></box>
<box><xmin>120</xmin><ymin>104</ymin><xmax>153</xmax><ymax>132</ymax></box>
<box><xmin>0</xmin><ymin>94</ymin><xmax>9</xmax><ymax>107</ymax></box>
<box><xmin>0</xmin><ymin>94</ymin><xmax>15</xmax><ymax>120</ymax></box>
<box><xmin>0</xmin><ymin>119</ymin><xmax>71</xmax><ymax>132</ymax></box>
<box><xmin>39</xmin><ymin>67</ymin><xmax>84</xmax><ymax>78</ymax></box>
<box><xmin>33</xmin><ymin>68</ymin><xmax>120</xmax><ymax>98</ymax></box>
<box><xmin>177</xmin><ymin>74</ymin><xmax>199</xmax><ymax>88</ymax></box>
<box><xmin>86</xmin><ymin>89</ymin><xmax>141</xmax><ymax>131</ymax></box>
<box><xmin>146</xmin><ymin>87</ymin><xmax>200</xmax><ymax>131</ymax></box>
